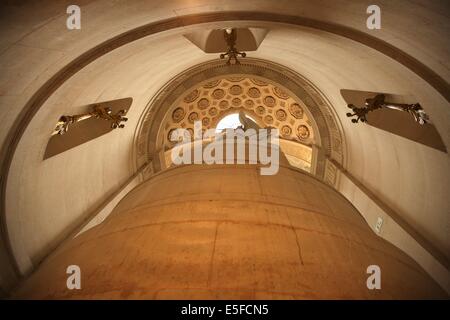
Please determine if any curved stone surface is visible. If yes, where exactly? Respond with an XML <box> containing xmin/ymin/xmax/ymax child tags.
<box><xmin>13</xmin><ymin>164</ymin><xmax>446</xmax><ymax>299</ymax></box>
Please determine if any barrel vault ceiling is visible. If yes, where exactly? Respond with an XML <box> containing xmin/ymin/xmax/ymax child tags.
<box><xmin>0</xmin><ymin>0</ymin><xmax>448</xmax><ymax>295</ymax></box>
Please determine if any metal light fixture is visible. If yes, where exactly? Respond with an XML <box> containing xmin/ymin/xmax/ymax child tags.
<box><xmin>52</xmin><ymin>105</ymin><xmax>128</xmax><ymax>136</ymax></box>
<box><xmin>346</xmin><ymin>94</ymin><xmax>429</xmax><ymax>124</ymax></box>
<box><xmin>219</xmin><ymin>28</ymin><xmax>246</xmax><ymax>65</ymax></box>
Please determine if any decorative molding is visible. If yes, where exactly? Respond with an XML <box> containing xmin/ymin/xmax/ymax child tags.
<box><xmin>158</xmin><ymin>76</ymin><xmax>316</xmax><ymax>151</ymax></box>
<box><xmin>134</xmin><ymin>58</ymin><xmax>345</xmax><ymax>180</ymax></box>
<box><xmin>323</xmin><ymin>158</ymin><xmax>338</xmax><ymax>188</ymax></box>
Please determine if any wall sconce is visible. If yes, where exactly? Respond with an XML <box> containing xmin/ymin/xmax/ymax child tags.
<box><xmin>219</xmin><ymin>28</ymin><xmax>246</xmax><ymax>65</ymax></box>
<box><xmin>52</xmin><ymin>105</ymin><xmax>128</xmax><ymax>136</ymax></box>
<box><xmin>346</xmin><ymin>94</ymin><xmax>429</xmax><ymax>125</ymax></box>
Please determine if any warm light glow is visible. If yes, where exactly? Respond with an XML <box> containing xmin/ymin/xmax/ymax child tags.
<box><xmin>215</xmin><ymin>113</ymin><xmax>242</xmax><ymax>132</ymax></box>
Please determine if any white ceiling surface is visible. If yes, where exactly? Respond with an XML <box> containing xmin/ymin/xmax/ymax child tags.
<box><xmin>0</xmin><ymin>0</ymin><xmax>448</xmax><ymax>278</ymax></box>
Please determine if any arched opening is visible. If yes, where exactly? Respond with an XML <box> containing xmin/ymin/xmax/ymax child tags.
<box><xmin>215</xmin><ymin>113</ymin><xmax>243</xmax><ymax>132</ymax></box>
<box><xmin>215</xmin><ymin>112</ymin><xmax>259</xmax><ymax>132</ymax></box>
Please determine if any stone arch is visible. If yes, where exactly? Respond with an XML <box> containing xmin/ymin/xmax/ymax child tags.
<box><xmin>134</xmin><ymin>58</ymin><xmax>345</xmax><ymax>180</ymax></box>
